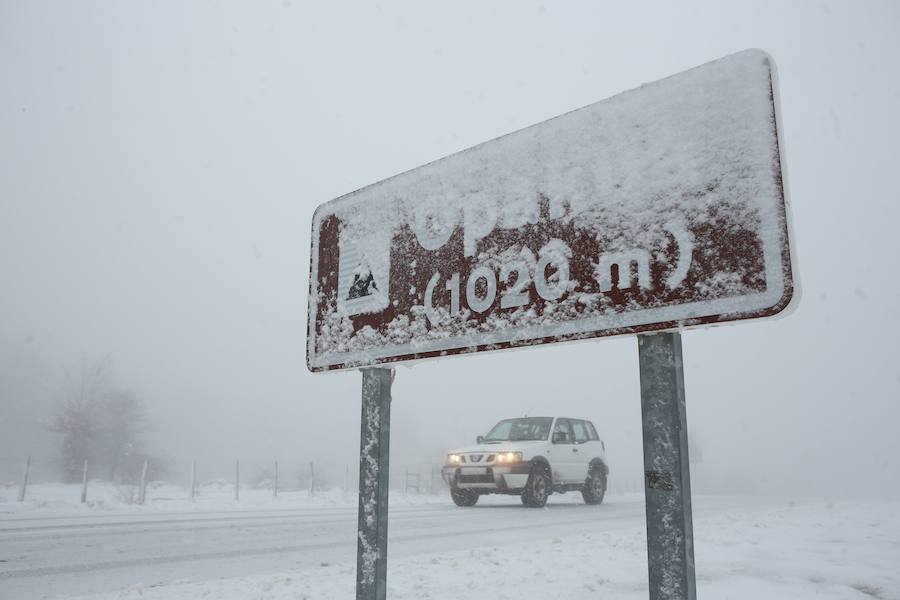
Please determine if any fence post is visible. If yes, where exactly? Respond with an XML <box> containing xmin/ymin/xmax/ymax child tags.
<box><xmin>138</xmin><ymin>460</ymin><xmax>149</xmax><ymax>505</ymax></box>
<box><xmin>80</xmin><ymin>460</ymin><xmax>89</xmax><ymax>503</ymax></box>
<box><xmin>235</xmin><ymin>459</ymin><xmax>240</xmax><ymax>501</ymax></box>
<box><xmin>18</xmin><ymin>455</ymin><xmax>31</xmax><ymax>502</ymax></box>
<box><xmin>309</xmin><ymin>461</ymin><xmax>315</xmax><ymax>496</ymax></box>
<box><xmin>273</xmin><ymin>460</ymin><xmax>279</xmax><ymax>500</ymax></box>
<box><xmin>344</xmin><ymin>463</ymin><xmax>350</xmax><ymax>500</ymax></box>
<box><xmin>190</xmin><ymin>460</ymin><xmax>196</xmax><ymax>501</ymax></box>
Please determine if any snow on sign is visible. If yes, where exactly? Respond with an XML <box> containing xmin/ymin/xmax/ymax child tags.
<box><xmin>307</xmin><ymin>49</ymin><xmax>795</xmax><ymax>372</ymax></box>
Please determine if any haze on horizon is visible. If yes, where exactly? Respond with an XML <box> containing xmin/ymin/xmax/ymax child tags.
<box><xmin>2</xmin><ymin>1</ymin><xmax>898</xmax><ymax>500</ymax></box>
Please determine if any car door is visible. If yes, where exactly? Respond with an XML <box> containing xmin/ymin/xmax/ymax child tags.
<box><xmin>584</xmin><ymin>420</ymin><xmax>605</xmax><ymax>462</ymax></box>
<box><xmin>548</xmin><ymin>418</ymin><xmax>577</xmax><ymax>484</ymax></box>
<box><xmin>570</xmin><ymin>420</ymin><xmax>595</xmax><ymax>481</ymax></box>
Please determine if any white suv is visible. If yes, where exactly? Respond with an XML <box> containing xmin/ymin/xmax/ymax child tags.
<box><xmin>441</xmin><ymin>416</ymin><xmax>609</xmax><ymax>508</ymax></box>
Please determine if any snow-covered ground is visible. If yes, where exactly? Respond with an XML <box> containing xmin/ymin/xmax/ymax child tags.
<box><xmin>0</xmin><ymin>480</ymin><xmax>427</xmax><ymax>514</ymax></box>
<box><xmin>1</xmin><ymin>483</ymin><xmax>897</xmax><ymax>599</ymax></box>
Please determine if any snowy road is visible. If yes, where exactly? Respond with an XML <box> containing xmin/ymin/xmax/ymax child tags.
<box><xmin>5</xmin><ymin>493</ymin><xmax>897</xmax><ymax>600</ymax></box>
<box><xmin>0</xmin><ymin>494</ymin><xmax>772</xmax><ymax>599</ymax></box>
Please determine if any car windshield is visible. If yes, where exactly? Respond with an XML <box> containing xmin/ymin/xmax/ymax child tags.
<box><xmin>483</xmin><ymin>417</ymin><xmax>553</xmax><ymax>442</ymax></box>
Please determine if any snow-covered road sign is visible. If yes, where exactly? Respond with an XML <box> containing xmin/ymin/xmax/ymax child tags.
<box><xmin>307</xmin><ymin>49</ymin><xmax>795</xmax><ymax>372</ymax></box>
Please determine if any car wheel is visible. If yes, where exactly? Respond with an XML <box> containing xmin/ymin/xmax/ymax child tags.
<box><xmin>450</xmin><ymin>488</ymin><xmax>479</xmax><ymax>507</ymax></box>
<box><xmin>521</xmin><ymin>464</ymin><xmax>550</xmax><ymax>508</ymax></box>
<box><xmin>582</xmin><ymin>469</ymin><xmax>606</xmax><ymax>505</ymax></box>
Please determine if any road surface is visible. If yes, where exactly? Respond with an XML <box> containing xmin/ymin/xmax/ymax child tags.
<box><xmin>0</xmin><ymin>494</ymin><xmax>772</xmax><ymax>599</ymax></box>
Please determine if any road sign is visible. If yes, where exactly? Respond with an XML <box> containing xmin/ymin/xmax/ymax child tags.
<box><xmin>307</xmin><ymin>48</ymin><xmax>795</xmax><ymax>372</ymax></box>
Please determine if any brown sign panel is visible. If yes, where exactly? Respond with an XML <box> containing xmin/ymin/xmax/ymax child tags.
<box><xmin>307</xmin><ymin>49</ymin><xmax>795</xmax><ymax>372</ymax></box>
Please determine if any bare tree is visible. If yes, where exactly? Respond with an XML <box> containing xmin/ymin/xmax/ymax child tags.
<box><xmin>45</xmin><ymin>361</ymin><xmax>107</xmax><ymax>483</ymax></box>
<box><xmin>45</xmin><ymin>359</ymin><xmax>156</xmax><ymax>484</ymax></box>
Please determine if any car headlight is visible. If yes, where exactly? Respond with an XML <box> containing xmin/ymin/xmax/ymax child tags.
<box><xmin>496</xmin><ymin>452</ymin><xmax>523</xmax><ymax>463</ymax></box>
<box><xmin>447</xmin><ymin>454</ymin><xmax>462</xmax><ymax>465</ymax></box>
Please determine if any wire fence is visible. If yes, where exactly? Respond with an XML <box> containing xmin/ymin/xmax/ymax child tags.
<box><xmin>2</xmin><ymin>455</ymin><xmax>650</xmax><ymax>505</ymax></box>
<box><xmin>0</xmin><ymin>455</ymin><xmax>450</xmax><ymax>506</ymax></box>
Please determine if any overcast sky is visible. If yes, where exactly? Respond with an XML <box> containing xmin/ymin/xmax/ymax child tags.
<box><xmin>2</xmin><ymin>1</ymin><xmax>898</xmax><ymax>497</ymax></box>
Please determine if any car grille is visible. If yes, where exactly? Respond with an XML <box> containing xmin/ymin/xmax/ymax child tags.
<box><xmin>459</xmin><ymin>471</ymin><xmax>494</xmax><ymax>484</ymax></box>
<box><xmin>463</xmin><ymin>454</ymin><xmax>496</xmax><ymax>464</ymax></box>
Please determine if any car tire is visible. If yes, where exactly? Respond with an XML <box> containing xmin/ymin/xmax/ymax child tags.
<box><xmin>521</xmin><ymin>464</ymin><xmax>551</xmax><ymax>508</ymax></box>
<box><xmin>450</xmin><ymin>488</ymin><xmax>479</xmax><ymax>507</ymax></box>
<box><xmin>582</xmin><ymin>468</ymin><xmax>606</xmax><ymax>505</ymax></box>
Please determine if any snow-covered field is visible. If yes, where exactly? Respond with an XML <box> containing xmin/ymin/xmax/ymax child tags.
<box><xmin>0</xmin><ymin>481</ymin><xmax>415</xmax><ymax>514</ymax></box>
<box><xmin>1</xmin><ymin>483</ymin><xmax>897</xmax><ymax>599</ymax></box>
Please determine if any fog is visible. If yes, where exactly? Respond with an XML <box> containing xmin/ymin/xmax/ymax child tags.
<box><xmin>2</xmin><ymin>1</ymin><xmax>898</xmax><ymax>499</ymax></box>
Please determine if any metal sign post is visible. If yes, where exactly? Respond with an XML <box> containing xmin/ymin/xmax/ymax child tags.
<box><xmin>639</xmin><ymin>332</ymin><xmax>695</xmax><ymax>600</ymax></box>
<box><xmin>308</xmin><ymin>49</ymin><xmax>796</xmax><ymax>600</ymax></box>
<box><xmin>356</xmin><ymin>368</ymin><xmax>392</xmax><ymax>600</ymax></box>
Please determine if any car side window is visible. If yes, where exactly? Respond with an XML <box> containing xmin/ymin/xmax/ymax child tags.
<box><xmin>572</xmin><ymin>420</ymin><xmax>590</xmax><ymax>444</ymax></box>
<box><xmin>553</xmin><ymin>418</ymin><xmax>573</xmax><ymax>443</ymax></box>
<box><xmin>586</xmin><ymin>421</ymin><xmax>600</xmax><ymax>441</ymax></box>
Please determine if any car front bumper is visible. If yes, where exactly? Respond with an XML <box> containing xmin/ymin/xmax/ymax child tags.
<box><xmin>442</xmin><ymin>463</ymin><xmax>531</xmax><ymax>493</ymax></box>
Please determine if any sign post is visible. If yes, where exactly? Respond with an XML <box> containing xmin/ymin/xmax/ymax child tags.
<box><xmin>639</xmin><ymin>332</ymin><xmax>695</xmax><ymax>600</ymax></box>
<box><xmin>356</xmin><ymin>368</ymin><xmax>392</xmax><ymax>600</ymax></box>
<box><xmin>307</xmin><ymin>49</ymin><xmax>795</xmax><ymax>600</ymax></box>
